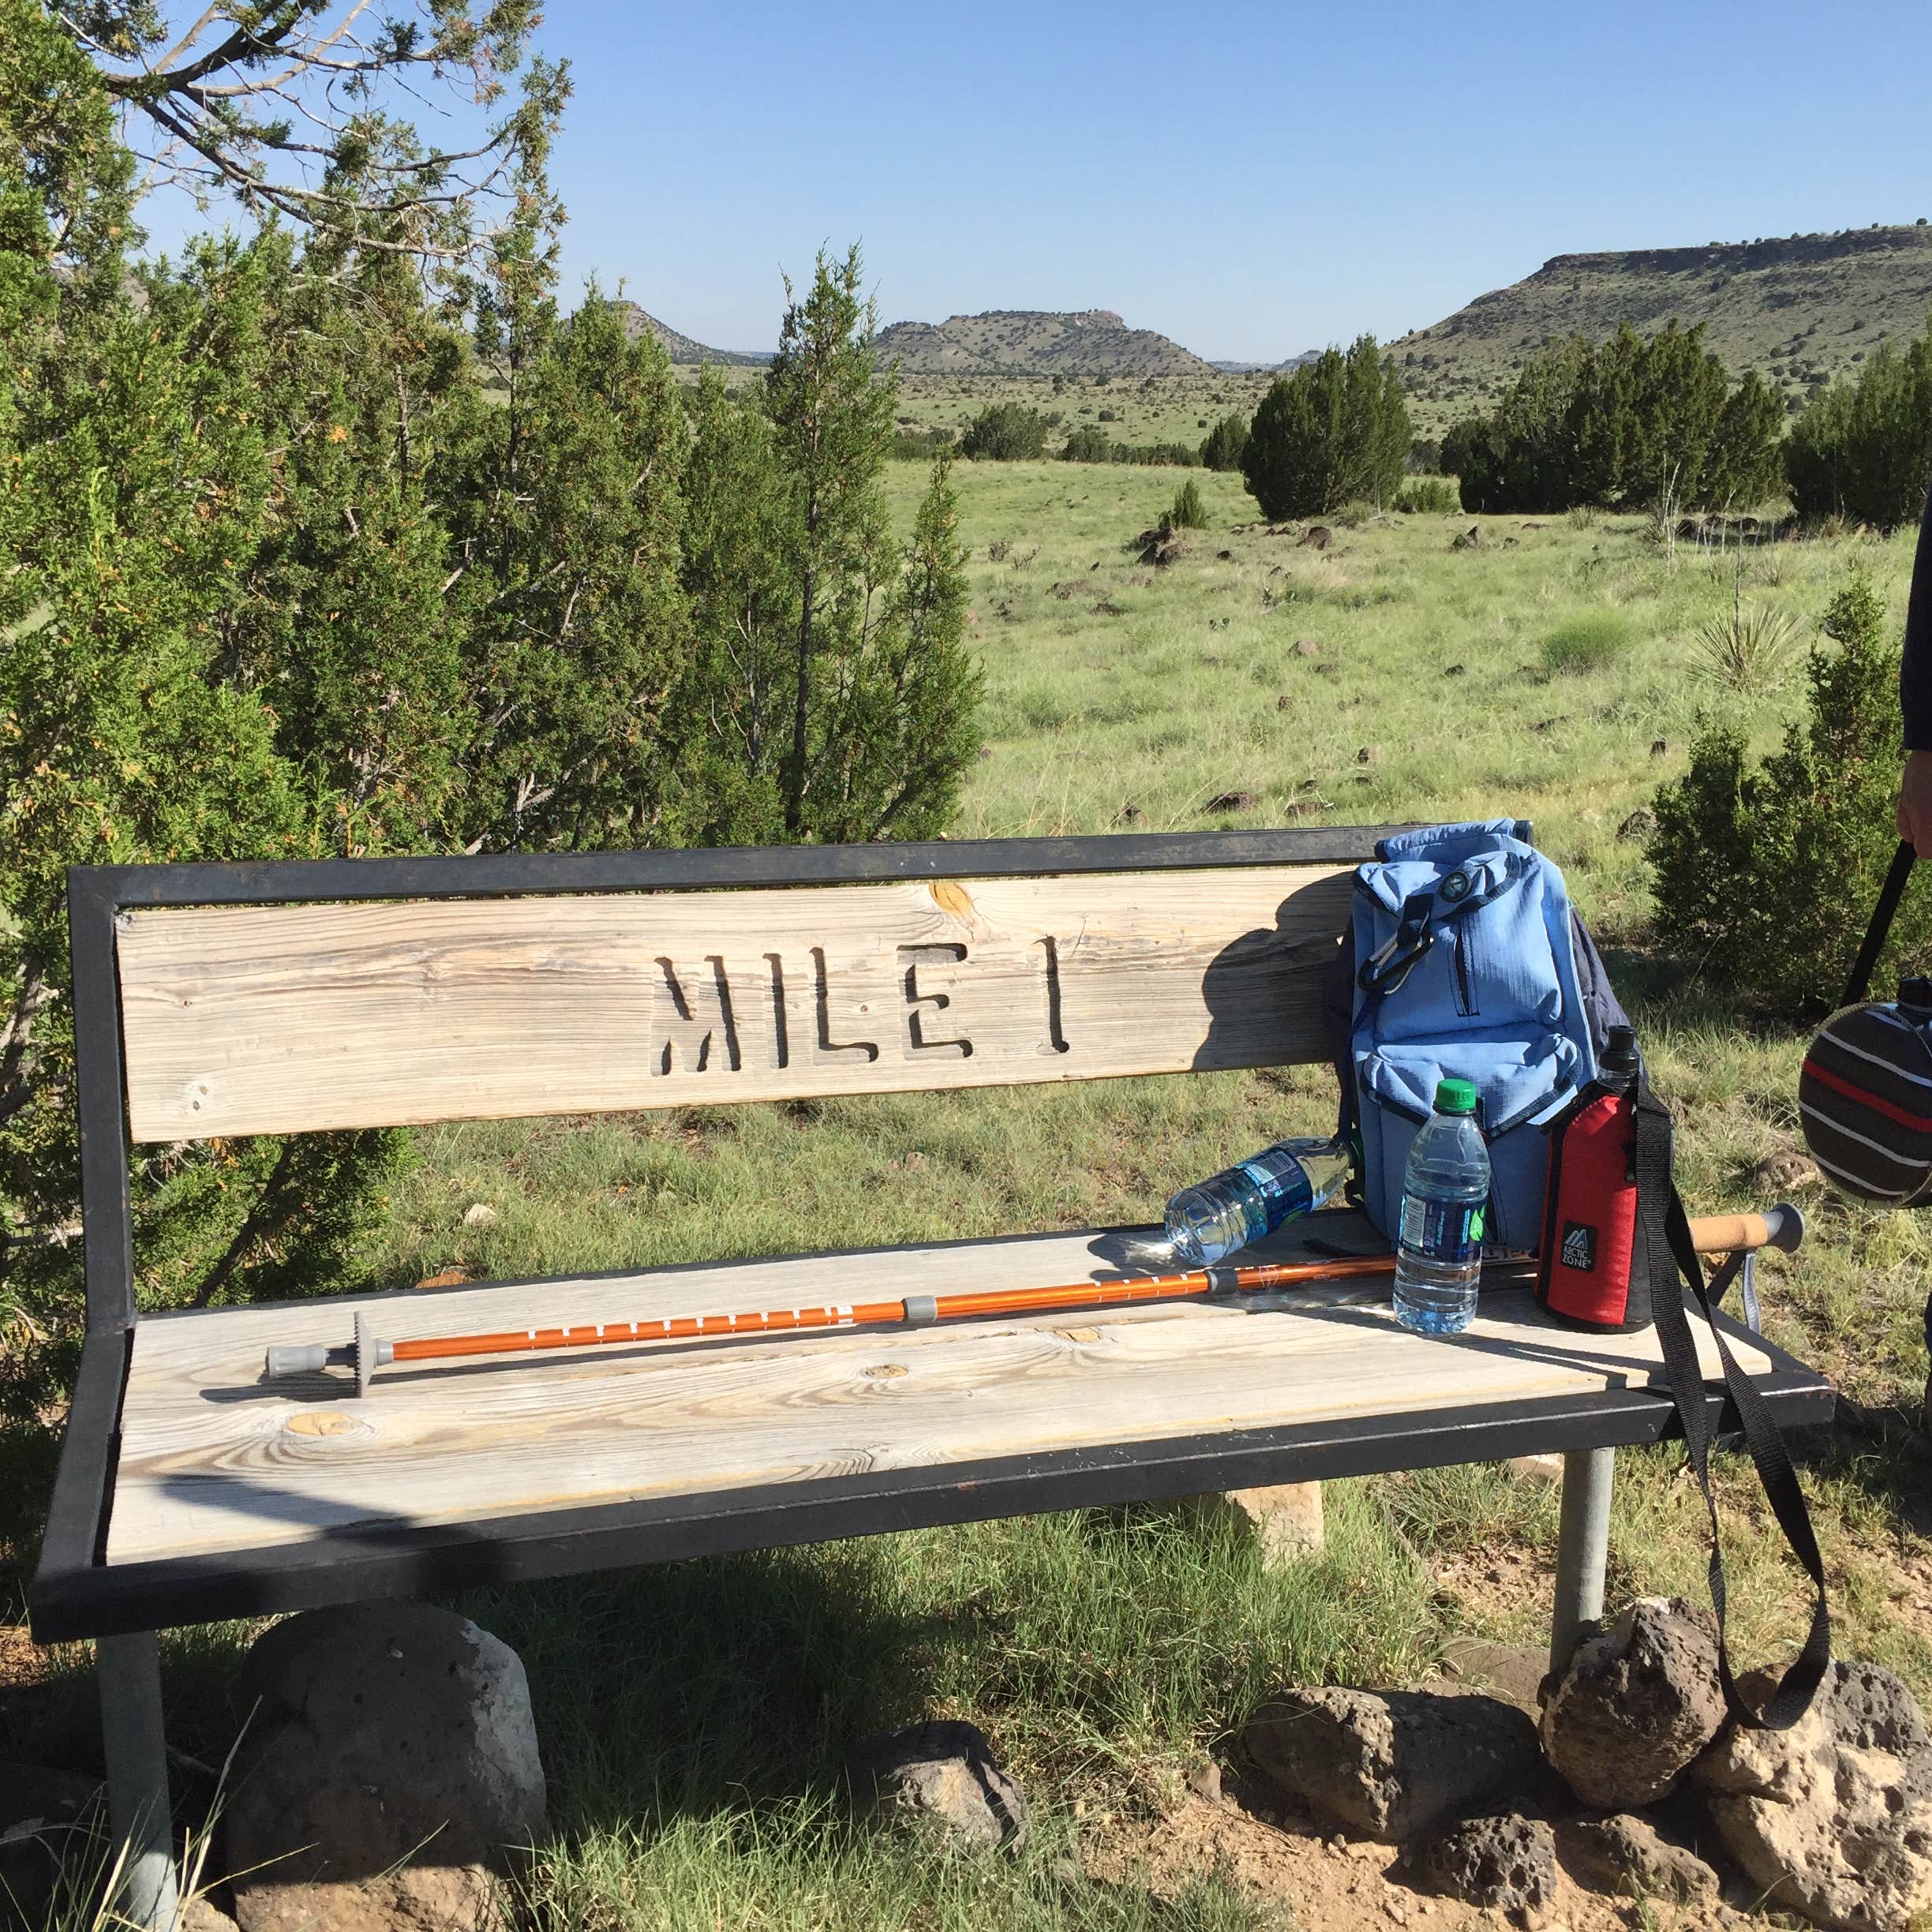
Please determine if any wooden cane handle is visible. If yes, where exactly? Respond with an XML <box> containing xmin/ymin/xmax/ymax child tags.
<box><xmin>1684</xmin><ymin>1204</ymin><xmax>1804</xmax><ymax>1256</ymax></box>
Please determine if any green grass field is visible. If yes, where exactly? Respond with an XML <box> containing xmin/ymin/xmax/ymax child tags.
<box><xmin>14</xmin><ymin>461</ymin><xmax>1932</xmax><ymax>1930</ymax></box>
<box><xmin>692</xmin><ymin>364</ymin><xmax>1279</xmax><ymax>459</ymax></box>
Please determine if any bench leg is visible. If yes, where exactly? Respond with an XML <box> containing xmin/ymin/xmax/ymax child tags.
<box><xmin>1549</xmin><ymin>1445</ymin><xmax>1614</xmax><ymax>1679</ymax></box>
<box><xmin>98</xmin><ymin>1631</ymin><xmax>180</xmax><ymax>1930</ymax></box>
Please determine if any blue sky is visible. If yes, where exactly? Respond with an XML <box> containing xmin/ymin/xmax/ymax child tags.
<box><xmin>144</xmin><ymin>1</ymin><xmax>1932</xmax><ymax>361</ymax></box>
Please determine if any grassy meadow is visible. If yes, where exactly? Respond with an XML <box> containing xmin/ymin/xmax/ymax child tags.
<box><xmin>891</xmin><ymin>372</ymin><xmax>1276</xmax><ymax>454</ymax></box>
<box><xmin>13</xmin><ymin>459</ymin><xmax>1932</xmax><ymax>1930</ymax></box>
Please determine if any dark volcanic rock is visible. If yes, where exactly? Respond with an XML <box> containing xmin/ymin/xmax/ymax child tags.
<box><xmin>225</xmin><ymin>1603</ymin><xmax>547</xmax><ymax>1932</ymax></box>
<box><xmin>1541</xmin><ymin>1597</ymin><xmax>1725</xmax><ymax>1807</ymax></box>
<box><xmin>1556</xmin><ymin>1811</ymin><xmax>1721</xmax><ymax>1904</ymax></box>
<box><xmin>848</xmin><ymin>1720</ymin><xmax>1028</xmax><ymax>1852</ymax></box>
<box><xmin>1414</xmin><ymin>1813</ymin><xmax>1556</xmax><ymax>1915</ymax></box>
<box><xmin>1244</xmin><ymin>1686</ymin><xmax>1541</xmax><ymax>1844</ymax></box>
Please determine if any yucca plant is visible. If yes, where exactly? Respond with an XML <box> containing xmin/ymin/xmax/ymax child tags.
<box><xmin>1692</xmin><ymin>564</ymin><xmax>1800</xmax><ymax>694</ymax></box>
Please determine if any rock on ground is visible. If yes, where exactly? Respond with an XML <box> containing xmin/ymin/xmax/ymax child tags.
<box><xmin>1181</xmin><ymin>1483</ymin><xmax>1324</xmax><ymax>1566</ymax></box>
<box><xmin>1693</xmin><ymin>1659</ymin><xmax>1932</xmax><ymax>1932</ymax></box>
<box><xmin>1752</xmin><ymin>1148</ymin><xmax>1822</xmax><ymax>1193</ymax></box>
<box><xmin>224</xmin><ymin>1602</ymin><xmax>547</xmax><ymax>1932</ymax></box>
<box><xmin>1428</xmin><ymin>1638</ymin><xmax>1548</xmax><ymax>1715</ymax></box>
<box><xmin>1540</xmin><ymin>1598</ymin><xmax>1725</xmax><ymax>1807</ymax></box>
<box><xmin>1556</xmin><ymin>1811</ymin><xmax>1720</xmax><ymax>1904</ymax></box>
<box><xmin>1244</xmin><ymin>1686</ymin><xmax>1541</xmax><ymax>1843</ymax></box>
<box><xmin>1413</xmin><ymin>1812</ymin><xmax>1556</xmax><ymax>1916</ymax></box>
<box><xmin>848</xmin><ymin>1720</ymin><xmax>1028</xmax><ymax>1852</ymax></box>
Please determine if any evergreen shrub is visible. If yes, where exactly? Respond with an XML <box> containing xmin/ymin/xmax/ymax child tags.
<box><xmin>1394</xmin><ymin>476</ymin><xmax>1460</xmax><ymax>515</ymax></box>
<box><xmin>1444</xmin><ymin>324</ymin><xmax>1784</xmax><ymax>515</ymax></box>
<box><xmin>1200</xmin><ymin>411</ymin><xmax>1249</xmax><ymax>472</ymax></box>
<box><xmin>1649</xmin><ymin>565</ymin><xmax>1923</xmax><ymax>1013</ymax></box>
<box><xmin>959</xmin><ymin>402</ymin><xmax>1050</xmax><ymax>460</ymax></box>
<box><xmin>1164</xmin><ymin>478</ymin><xmax>1209</xmax><ymax>530</ymax></box>
<box><xmin>1239</xmin><ymin>335</ymin><xmax>1410</xmax><ymax>519</ymax></box>
<box><xmin>0</xmin><ymin>12</ymin><xmax>984</xmax><ymax>1552</ymax></box>
<box><xmin>1785</xmin><ymin>320</ymin><xmax>1932</xmax><ymax>529</ymax></box>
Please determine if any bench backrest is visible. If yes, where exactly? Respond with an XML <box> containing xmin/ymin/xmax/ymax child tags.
<box><xmin>71</xmin><ymin>829</ymin><xmax>1397</xmax><ymax>1320</ymax></box>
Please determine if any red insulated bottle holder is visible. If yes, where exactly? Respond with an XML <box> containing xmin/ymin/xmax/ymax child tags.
<box><xmin>1535</xmin><ymin>1087</ymin><xmax>1648</xmax><ymax>1331</ymax></box>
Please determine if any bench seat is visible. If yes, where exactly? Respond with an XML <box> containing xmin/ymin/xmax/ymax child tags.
<box><xmin>36</xmin><ymin>1206</ymin><xmax>1830</xmax><ymax>1642</ymax></box>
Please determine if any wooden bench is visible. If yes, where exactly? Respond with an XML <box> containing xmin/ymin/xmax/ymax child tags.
<box><xmin>28</xmin><ymin>828</ymin><xmax>1834</xmax><ymax>1926</ymax></box>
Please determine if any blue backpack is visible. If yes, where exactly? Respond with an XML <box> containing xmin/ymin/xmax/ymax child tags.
<box><xmin>1335</xmin><ymin>820</ymin><xmax>1627</xmax><ymax>1252</ymax></box>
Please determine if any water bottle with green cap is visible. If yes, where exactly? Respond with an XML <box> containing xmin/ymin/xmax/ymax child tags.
<box><xmin>1393</xmin><ymin>1076</ymin><xmax>1490</xmax><ymax>1334</ymax></box>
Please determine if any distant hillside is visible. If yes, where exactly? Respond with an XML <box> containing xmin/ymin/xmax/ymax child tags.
<box><xmin>607</xmin><ymin>299</ymin><xmax>769</xmax><ymax>366</ymax></box>
<box><xmin>874</xmin><ymin>309</ymin><xmax>1213</xmax><ymax>376</ymax></box>
<box><xmin>1208</xmin><ymin>351</ymin><xmax>1321</xmax><ymax>375</ymax></box>
<box><xmin>1395</xmin><ymin>223</ymin><xmax>1932</xmax><ymax>417</ymax></box>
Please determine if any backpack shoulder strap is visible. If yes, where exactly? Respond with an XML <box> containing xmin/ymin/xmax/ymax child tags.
<box><xmin>1634</xmin><ymin>1079</ymin><xmax>1831</xmax><ymax>1729</ymax></box>
<box><xmin>1844</xmin><ymin>841</ymin><xmax>1916</xmax><ymax>1006</ymax></box>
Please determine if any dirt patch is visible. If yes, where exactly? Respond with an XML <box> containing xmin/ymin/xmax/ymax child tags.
<box><xmin>1081</xmin><ymin>1784</ymin><xmax>1744</xmax><ymax>1930</ymax></box>
<box><xmin>1429</xmin><ymin>1541</ymin><xmax>1553</xmax><ymax>1636</ymax></box>
<box><xmin>0</xmin><ymin>1618</ymin><xmax>63</xmax><ymax>1694</ymax></box>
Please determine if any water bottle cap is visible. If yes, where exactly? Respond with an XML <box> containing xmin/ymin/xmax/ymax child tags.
<box><xmin>1899</xmin><ymin>975</ymin><xmax>1932</xmax><ymax>1022</ymax></box>
<box><xmin>1434</xmin><ymin>1077</ymin><xmax>1477</xmax><ymax>1116</ymax></box>
<box><xmin>1598</xmin><ymin>1024</ymin><xmax>1641</xmax><ymax>1080</ymax></box>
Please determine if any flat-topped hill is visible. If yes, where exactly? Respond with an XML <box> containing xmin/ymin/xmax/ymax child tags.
<box><xmin>874</xmin><ymin>309</ymin><xmax>1215</xmax><ymax>376</ymax></box>
<box><xmin>1395</xmin><ymin>223</ymin><xmax>1932</xmax><ymax>415</ymax></box>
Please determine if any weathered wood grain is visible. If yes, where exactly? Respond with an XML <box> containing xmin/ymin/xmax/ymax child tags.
<box><xmin>107</xmin><ymin>1213</ymin><xmax>1772</xmax><ymax>1567</ymax></box>
<box><xmin>114</xmin><ymin>866</ymin><xmax>1354</xmax><ymax>1140</ymax></box>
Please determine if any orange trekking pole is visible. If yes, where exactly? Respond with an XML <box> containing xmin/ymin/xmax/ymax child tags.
<box><xmin>264</xmin><ymin>1252</ymin><xmax>1399</xmax><ymax>1395</ymax></box>
<box><xmin>260</xmin><ymin>1204</ymin><xmax>1796</xmax><ymax>1397</ymax></box>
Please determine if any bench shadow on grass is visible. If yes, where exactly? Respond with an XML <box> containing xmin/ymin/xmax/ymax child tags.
<box><xmin>10</xmin><ymin>1546</ymin><xmax>970</xmax><ymax>1881</ymax></box>
<box><xmin>454</xmin><ymin>1553</ymin><xmax>958</xmax><ymax>1844</ymax></box>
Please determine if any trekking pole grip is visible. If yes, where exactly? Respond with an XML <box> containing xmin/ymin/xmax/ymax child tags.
<box><xmin>1842</xmin><ymin>840</ymin><xmax>1916</xmax><ymax>1006</ymax></box>
<box><xmin>1685</xmin><ymin>1204</ymin><xmax>1804</xmax><ymax>1256</ymax></box>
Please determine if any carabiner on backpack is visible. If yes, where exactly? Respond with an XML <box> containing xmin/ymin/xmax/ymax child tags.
<box><xmin>1357</xmin><ymin>890</ymin><xmax>1437</xmax><ymax>997</ymax></box>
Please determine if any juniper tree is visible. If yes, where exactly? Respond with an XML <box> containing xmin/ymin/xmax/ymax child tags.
<box><xmin>958</xmin><ymin>401</ymin><xmax>1050</xmax><ymax>460</ymax></box>
<box><xmin>678</xmin><ymin>365</ymin><xmax>799</xmax><ymax>843</ymax></box>
<box><xmin>1650</xmin><ymin>565</ymin><xmax>1918</xmax><ymax>1013</ymax></box>
<box><xmin>1199</xmin><ymin>410</ymin><xmax>1249</xmax><ymax>471</ymax></box>
<box><xmin>683</xmin><ymin>291</ymin><xmax>981</xmax><ymax>846</ymax></box>
<box><xmin>0</xmin><ymin>13</ymin><xmax>406</xmax><ymax>1542</ymax></box>
<box><xmin>1239</xmin><ymin>335</ymin><xmax>1410</xmax><ymax>519</ymax></box>
<box><xmin>1446</xmin><ymin>326</ymin><xmax>1785</xmax><ymax>515</ymax></box>
<box><xmin>1785</xmin><ymin>320</ymin><xmax>1932</xmax><ymax>528</ymax></box>
<box><xmin>52</xmin><ymin>0</ymin><xmax>554</xmax><ymax>272</ymax></box>
<box><xmin>763</xmin><ymin>245</ymin><xmax>900</xmax><ymax>836</ymax></box>
<box><xmin>445</xmin><ymin>285</ymin><xmax>694</xmax><ymax>852</ymax></box>
<box><xmin>833</xmin><ymin>454</ymin><xmax>980</xmax><ymax>841</ymax></box>
<box><xmin>0</xmin><ymin>5</ymin><xmax>986</xmax><ymax>1557</ymax></box>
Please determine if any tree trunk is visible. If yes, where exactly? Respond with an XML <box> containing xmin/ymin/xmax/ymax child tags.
<box><xmin>786</xmin><ymin>561</ymin><xmax>814</xmax><ymax>835</ymax></box>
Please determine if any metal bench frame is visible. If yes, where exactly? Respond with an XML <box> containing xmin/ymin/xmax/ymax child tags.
<box><xmin>31</xmin><ymin>830</ymin><xmax>1836</xmax><ymax>1927</ymax></box>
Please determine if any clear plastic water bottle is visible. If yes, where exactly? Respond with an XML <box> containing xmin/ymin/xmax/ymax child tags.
<box><xmin>1393</xmin><ymin>1077</ymin><xmax>1490</xmax><ymax>1335</ymax></box>
<box><xmin>1166</xmin><ymin>1136</ymin><xmax>1353</xmax><ymax>1266</ymax></box>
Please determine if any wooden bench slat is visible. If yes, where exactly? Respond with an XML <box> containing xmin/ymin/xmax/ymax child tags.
<box><xmin>115</xmin><ymin>865</ymin><xmax>1354</xmax><ymax>1141</ymax></box>
<box><xmin>105</xmin><ymin>1213</ymin><xmax>1773</xmax><ymax>1568</ymax></box>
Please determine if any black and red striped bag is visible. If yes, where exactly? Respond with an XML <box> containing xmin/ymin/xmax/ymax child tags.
<box><xmin>1800</xmin><ymin>841</ymin><xmax>1932</xmax><ymax>1205</ymax></box>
